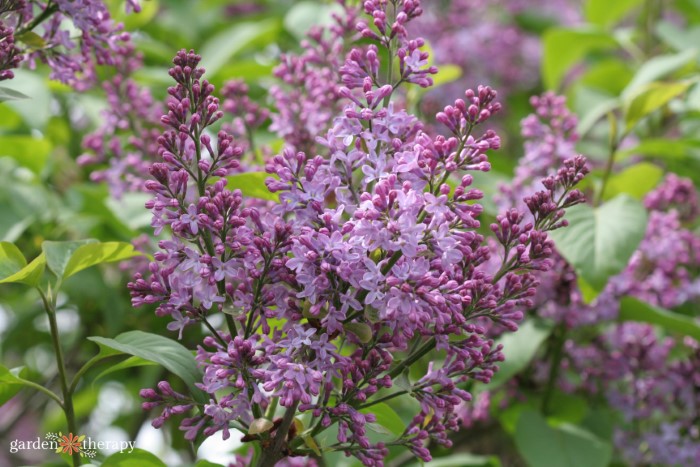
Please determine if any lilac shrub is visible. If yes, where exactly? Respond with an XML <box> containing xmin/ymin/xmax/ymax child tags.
<box><xmin>0</xmin><ymin>0</ymin><xmax>138</xmax><ymax>89</ymax></box>
<box><xmin>128</xmin><ymin>2</ymin><xmax>589</xmax><ymax>465</ymax></box>
<box><xmin>464</xmin><ymin>92</ymin><xmax>700</xmax><ymax>464</ymax></box>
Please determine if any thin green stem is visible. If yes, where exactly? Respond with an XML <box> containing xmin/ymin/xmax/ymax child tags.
<box><xmin>39</xmin><ymin>288</ymin><xmax>81</xmax><ymax>467</ymax></box>
<box><xmin>542</xmin><ymin>323</ymin><xmax>567</xmax><ymax>415</ymax></box>
<box><xmin>16</xmin><ymin>377</ymin><xmax>63</xmax><ymax>408</ymax></box>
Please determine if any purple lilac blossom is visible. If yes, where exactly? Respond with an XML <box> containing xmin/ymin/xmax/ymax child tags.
<box><xmin>0</xmin><ymin>0</ymin><xmax>138</xmax><ymax>89</ymax></box>
<box><xmin>131</xmin><ymin>2</ymin><xmax>588</xmax><ymax>465</ymax></box>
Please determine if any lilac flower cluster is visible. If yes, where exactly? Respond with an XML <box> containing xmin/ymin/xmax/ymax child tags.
<box><xmin>269</xmin><ymin>1</ymin><xmax>358</xmax><ymax>154</ymax></box>
<box><xmin>0</xmin><ymin>12</ymin><xmax>21</xmax><ymax>81</ymax></box>
<box><xmin>77</xmin><ymin>51</ymin><xmax>162</xmax><ymax>198</ymax></box>
<box><xmin>0</xmin><ymin>0</ymin><xmax>138</xmax><ymax>89</ymax></box>
<box><xmin>130</xmin><ymin>3</ymin><xmax>588</xmax><ymax>465</ymax></box>
<box><xmin>458</xmin><ymin>93</ymin><xmax>700</xmax><ymax>464</ymax></box>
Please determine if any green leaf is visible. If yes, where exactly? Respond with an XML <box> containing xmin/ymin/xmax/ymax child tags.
<box><xmin>549</xmin><ymin>195</ymin><xmax>648</xmax><ymax>291</ymax></box>
<box><xmin>584</xmin><ymin>0</ymin><xmax>642</xmax><ymax>27</ymax></box>
<box><xmin>542</xmin><ymin>28</ymin><xmax>617</xmax><ymax>90</ymax></box>
<box><xmin>42</xmin><ymin>239</ymin><xmax>97</xmax><ymax>279</ymax></box>
<box><xmin>0</xmin><ymin>252</ymin><xmax>46</xmax><ymax>286</ymax></box>
<box><xmin>515</xmin><ymin>411</ymin><xmax>612</xmax><ymax>467</ymax></box>
<box><xmin>0</xmin><ymin>135</ymin><xmax>52</xmax><ymax>173</ymax></box>
<box><xmin>576</xmin><ymin>96</ymin><xmax>620</xmax><ymax>137</ymax></box>
<box><xmin>360</xmin><ymin>403</ymin><xmax>405</xmax><ymax>437</ymax></box>
<box><xmin>63</xmin><ymin>242</ymin><xmax>139</xmax><ymax>279</ymax></box>
<box><xmin>0</xmin><ymin>87</ymin><xmax>29</xmax><ymax>102</ymax></box>
<box><xmin>16</xmin><ymin>31</ymin><xmax>46</xmax><ymax>49</ymax></box>
<box><xmin>618</xmin><ymin>138</ymin><xmax>692</xmax><ymax>160</ymax></box>
<box><xmin>225</xmin><ymin>172</ymin><xmax>279</xmax><ymax>201</ymax></box>
<box><xmin>622</xmin><ymin>49</ymin><xmax>698</xmax><ymax>98</ymax></box>
<box><xmin>488</xmin><ymin>318</ymin><xmax>553</xmax><ymax>388</ymax></box>
<box><xmin>200</xmin><ymin>19</ymin><xmax>281</xmax><ymax>78</ymax></box>
<box><xmin>88</xmin><ymin>331</ymin><xmax>207</xmax><ymax>403</ymax></box>
<box><xmin>93</xmin><ymin>356</ymin><xmax>158</xmax><ymax>385</ymax></box>
<box><xmin>344</xmin><ymin>322</ymin><xmax>373</xmax><ymax>344</ymax></box>
<box><xmin>0</xmin><ymin>241</ymin><xmax>26</xmax><ymax>277</ymax></box>
<box><xmin>424</xmin><ymin>453</ymin><xmax>501</xmax><ymax>467</ymax></box>
<box><xmin>656</xmin><ymin>21</ymin><xmax>700</xmax><ymax>52</ymax></box>
<box><xmin>102</xmin><ymin>448</ymin><xmax>166</xmax><ymax>467</ymax></box>
<box><xmin>431</xmin><ymin>64</ymin><xmax>462</xmax><ymax>88</ymax></box>
<box><xmin>603</xmin><ymin>162</ymin><xmax>663</xmax><ymax>201</ymax></box>
<box><xmin>619</xmin><ymin>297</ymin><xmax>700</xmax><ymax>341</ymax></box>
<box><xmin>625</xmin><ymin>81</ymin><xmax>693</xmax><ymax>132</ymax></box>
<box><xmin>3</xmin><ymin>70</ymin><xmax>51</xmax><ymax>129</ymax></box>
<box><xmin>0</xmin><ymin>365</ymin><xmax>27</xmax><ymax>405</ymax></box>
<box><xmin>579</xmin><ymin>59</ymin><xmax>633</xmax><ymax>95</ymax></box>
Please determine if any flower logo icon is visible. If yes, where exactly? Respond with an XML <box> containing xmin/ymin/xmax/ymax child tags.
<box><xmin>56</xmin><ymin>433</ymin><xmax>84</xmax><ymax>455</ymax></box>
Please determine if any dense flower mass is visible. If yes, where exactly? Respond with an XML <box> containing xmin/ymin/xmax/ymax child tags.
<box><xmin>460</xmin><ymin>92</ymin><xmax>700</xmax><ymax>465</ymax></box>
<box><xmin>0</xmin><ymin>0</ymin><xmax>138</xmax><ymax>89</ymax></box>
<box><xmin>129</xmin><ymin>2</ymin><xmax>589</xmax><ymax>465</ymax></box>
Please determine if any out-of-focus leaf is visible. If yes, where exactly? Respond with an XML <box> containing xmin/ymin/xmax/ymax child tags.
<box><xmin>656</xmin><ymin>21</ymin><xmax>700</xmax><ymax>52</ymax></box>
<box><xmin>618</xmin><ymin>138</ymin><xmax>692</xmax><ymax>160</ymax></box>
<box><xmin>622</xmin><ymin>49</ymin><xmax>698</xmax><ymax>98</ymax></box>
<box><xmin>102</xmin><ymin>448</ymin><xmax>166</xmax><ymax>467</ymax></box>
<box><xmin>549</xmin><ymin>195</ymin><xmax>648</xmax><ymax>291</ymax></box>
<box><xmin>284</xmin><ymin>1</ymin><xmax>343</xmax><ymax>39</ymax></box>
<box><xmin>584</xmin><ymin>0</ymin><xmax>643</xmax><ymax>27</ymax></box>
<box><xmin>0</xmin><ymin>241</ymin><xmax>26</xmax><ymax>277</ymax></box>
<box><xmin>423</xmin><ymin>453</ymin><xmax>501</xmax><ymax>467</ymax></box>
<box><xmin>225</xmin><ymin>172</ymin><xmax>279</xmax><ymax>201</ymax></box>
<box><xmin>619</xmin><ymin>297</ymin><xmax>700</xmax><ymax>341</ymax></box>
<box><xmin>2</xmin><ymin>70</ymin><xmax>51</xmax><ymax>128</ymax></box>
<box><xmin>248</xmin><ymin>418</ymin><xmax>275</xmax><ymax>435</ymax></box>
<box><xmin>603</xmin><ymin>162</ymin><xmax>663</xmax><ymax>200</ymax></box>
<box><xmin>0</xmin><ymin>87</ymin><xmax>29</xmax><ymax>102</ymax></box>
<box><xmin>625</xmin><ymin>81</ymin><xmax>692</xmax><ymax>132</ymax></box>
<box><xmin>576</xmin><ymin>96</ymin><xmax>620</xmax><ymax>137</ymax></box>
<box><xmin>515</xmin><ymin>411</ymin><xmax>612</xmax><ymax>467</ymax></box>
<box><xmin>579</xmin><ymin>59</ymin><xmax>633</xmax><ymax>95</ymax></box>
<box><xmin>542</xmin><ymin>28</ymin><xmax>617</xmax><ymax>90</ymax></box>
<box><xmin>0</xmin><ymin>135</ymin><xmax>52</xmax><ymax>174</ymax></box>
<box><xmin>488</xmin><ymin>318</ymin><xmax>553</xmax><ymax>388</ymax></box>
<box><xmin>200</xmin><ymin>19</ymin><xmax>280</xmax><ymax>77</ymax></box>
<box><xmin>88</xmin><ymin>331</ymin><xmax>207</xmax><ymax>403</ymax></box>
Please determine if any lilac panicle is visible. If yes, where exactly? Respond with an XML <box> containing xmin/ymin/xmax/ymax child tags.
<box><xmin>131</xmin><ymin>3</ymin><xmax>588</xmax><ymax>464</ymax></box>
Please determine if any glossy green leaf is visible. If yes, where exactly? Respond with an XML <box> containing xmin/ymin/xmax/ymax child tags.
<box><xmin>63</xmin><ymin>242</ymin><xmax>139</xmax><ymax>279</ymax></box>
<box><xmin>549</xmin><ymin>195</ymin><xmax>648</xmax><ymax>291</ymax></box>
<box><xmin>585</xmin><ymin>0</ymin><xmax>642</xmax><ymax>27</ymax></box>
<box><xmin>622</xmin><ymin>49</ymin><xmax>698</xmax><ymax>98</ymax></box>
<box><xmin>619</xmin><ymin>297</ymin><xmax>700</xmax><ymax>341</ymax></box>
<box><xmin>542</xmin><ymin>28</ymin><xmax>617</xmax><ymax>90</ymax></box>
<box><xmin>515</xmin><ymin>411</ymin><xmax>612</xmax><ymax>467</ymax></box>
<box><xmin>88</xmin><ymin>331</ymin><xmax>207</xmax><ymax>403</ymax></box>
<box><xmin>0</xmin><ymin>135</ymin><xmax>52</xmax><ymax>174</ymax></box>
<box><xmin>488</xmin><ymin>318</ymin><xmax>553</xmax><ymax>388</ymax></box>
<box><xmin>603</xmin><ymin>162</ymin><xmax>663</xmax><ymax>201</ymax></box>
<box><xmin>225</xmin><ymin>172</ymin><xmax>279</xmax><ymax>202</ymax></box>
<box><xmin>102</xmin><ymin>448</ymin><xmax>166</xmax><ymax>467</ymax></box>
<box><xmin>0</xmin><ymin>87</ymin><xmax>29</xmax><ymax>102</ymax></box>
<box><xmin>625</xmin><ymin>81</ymin><xmax>692</xmax><ymax>132</ymax></box>
<box><xmin>361</xmin><ymin>403</ymin><xmax>405</xmax><ymax>437</ymax></box>
<box><xmin>42</xmin><ymin>239</ymin><xmax>97</xmax><ymax>279</ymax></box>
<box><xmin>0</xmin><ymin>252</ymin><xmax>46</xmax><ymax>286</ymax></box>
